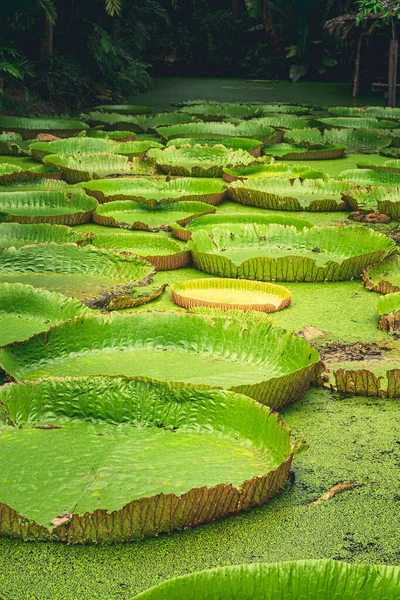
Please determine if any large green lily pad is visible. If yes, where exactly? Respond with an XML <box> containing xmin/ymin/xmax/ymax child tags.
<box><xmin>346</xmin><ymin>186</ymin><xmax>400</xmax><ymax>217</ymax></box>
<box><xmin>82</xmin><ymin>112</ymin><xmax>194</xmax><ymax>133</ymax></box>
<box><xmin>222</xmin><ymin>162</ymin><xmax>326</xmax><ymax>182</ymax></box>
<box><xmin>228</xmin><ymin>178</ymin><xmax>353</xmax><ymax>211</ymax></box>
<box><xmin>262</xmin><ymin>143</ymin><xmax>346</xmax><ymax>160</ymax></box>
<box><xmin>31</xmin><ymin>138</ymin><xmax>163</xmax><ymax>162</ymax></box>
<box><xmin>0</xmin><ymin>243</ymin><xmax>162</xmax><ymax>310</ymax></box>
<box><xmin>94</xmin><ymin>104</ymin><xmax>153</xmax><ymax>114</ymax></box>
<box><xmin>357</xmin><ymin>158</ymin><xmax>400</xmax><ymax>173</ymax></box>
<box><xmin>43</xmin><ymin>153</ymin><xmax>133</xmax><ymax>183</ymax></box>
<box><xmin>76</xmin><ymin>226</ymin><xmax>190</xmax><ymax>270</ymax></box>
<box><xmin>0</xmin><ymin>116</ymin><xmax>89</xmax><ymax>139</ymax></box>
<box><xmin>0</xmin><ymin>310</ymin><xmax>321</xmax><ymax>408</ymax></box>
<box><xmin>363</xmin><ymin>256</ymin><xmax>400</xmax><ymax>294</ymax></box>
<box><xmin>170</xmin><ymin>213</ymin><xmax>313</xmax><ymax>241</ymax></box>
<box><xmin>83</xmin><ymin>177</ymin><xmax>226</xmax><ymax>207</ymax></box>
<box><xmin>0</xmin><ymin>133</ymin><xmax>29</xmax><ymax>157</ymax></box>
<box><xmin>171</xmin><ymin>278</ymin><xmax>292</xmax><ymax>313</ymax></box>
<box><xmin>285</xmin><ymin>128</ymin><xmax>391</xmax><ymax>154</ymax></box>
<box><xmin>134</xmin><ymin>559</ymin><xmax>400</xmax><ymax>599</ymax></box>
<box><xmin>178</xmin><ymin>103</ymin><xmax>264</xmax><ymax>120</ymax></box>
<box><xmin>0</xmin><ymin>189</ymin><xmax>97</xmax><ymax>225</ymax></box>
<box><xmin>0</xmin><ymin>162</ymin><xmax>60</xmax><ymax>185</ymax></box>
<box><xmin>318</xmin><ymin>117</ymin><xmax>394</xmax><ymax>130</ymax></box>
<box><xmin>93</xmin><ymin>200</ymin><xmax>216</xmax><ymax>231</ymax></box>
<box><xmin>147</xmin><ymin>145</ymin><xmax>259</xmax><ymax>177</ymax></box>
<box><xmin>0</xmin><ymin>283</ymin><xmax>91</xmax><ymax>346</ymax></box>
<box><xmin>0</xmin><ymin>222</ymin><xmax>91</xmax><ymax>248</ymax></box>
<box><xmin>189</xmin><ymin>224</ymin><xmax>395</xmax><ymax>282</ymax></box>
<box><xmin>166</xmin><ymin>137</ymin><xmax>263</xmax><ymax>156</ymax></box>
<box><xmin>156</xmin><ymin>121</ymin><xmax>276</xmax><ymax>144</ymax></box>
<box><xmin>329</xmin><ymin>105</ymin><xmax>400</xmax><ymax>120</ymax></box>
<box><xmin>337</xmin><ymin>168</ymin><xmax>400</xmax><ymax>186</ymax></box>
<box><xmin>377</xmin><ymin>292</ymin><xmax>400</xmax><ymax>333</ymax></box>
<box><xmin>0</xmin><ymin>375</ymin><xmax>304</xmax><ymax>542</ymax></box>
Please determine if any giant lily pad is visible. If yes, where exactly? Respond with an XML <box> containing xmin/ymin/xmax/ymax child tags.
<box><xmin>337</xmin><ymin>168</ymin><xmax>400</xmax><ymax>186</ymax></box>
<box><xmin>82</xmin><ymin>112</ymin><xmax>194</xmax><ymax>133</ymax></box>
<box><xmin>83</xmin><ymin>129</ymin><xmax>137</xmax><ymax>141</ymax></box>
<box><xmin>156</xmin><ymin>121</ymin><xmax>277</xmax><ymax>144</ymax></box>
<box><xmin>329</xmin><ymin>105</ymin><xmax>400</xmax><ymax>120</ymax></box>
<box><xmin>0</xmin><ymin>133</ymin><xmax>29</xmax><ymax>156</ymax></box>
<box><xmin>0</xmin><ymin>283</ymin><xmax>91</xmax><ymax>346</ymax></box>
<box><xmin>223</xmin><ymin>163</ymin><xmax>326</xmax><ymax>182</ymax></box>
<box><xmin>0</xmin><ymin>375</ymin><xmax>305</xmax><ymax>542</ymax></box>
<box><xmin>0</xmin><ymin>116</ymin><xmax>89</xmax><ymax>139</ymax></box>
<box><xmin>178</xmin><ymin>103</ymin><xmax>264</xmax><ymax>120</ymax></box>
<box><xmin>0</xmin><ymin>310</ymin><xmax>321</xmax><ymax>408</ymax></box>
<box><xmin>93</xmin><ymin>200</ymin><xmax>216</xmax><ymax>231</ymax></box>
<box><xmin>284</xmin><ymin>128</ymin><xmax>392</xmax><ymax>154</ymax></box>
<box><xmin>357</xmin><ymin>158</ymin><xmax>400</xmax><ymax>173</ymax></box>
<box><xmin>363</xmin><ymin>256</ymin><xmax>400</xmax><ymax>294</ymax></box>
<box><xmin>0</xmin><ymin>222</ymin><xmax>91</xmax><ymax>248</ymax></box>
<box><xmin>317</xmin><ymin>117</ymin><xmax>394</xmax><ymax>130</ymax></box>
<box><xmin>134</xmin><ymin>559</ymin><xmax>400</xmax><ymax>599</ymax></box>
<box><xmin>83</xmin><ymin>177</ymin><xmax>226</xmax><ymax>206</ymax></box>
<box><xmin>377</xmin><ymin>292</ymin><xmax>400</xmax><ymax>333</ymax></box>
<box><xmin>346</xmin><ymin>186</ymin><xmax>400</xmax><ymax>217</ymax></box>
<box><xmin>262</xmin><ymin>143</ymin><xmax>346</xmax><ymax>160</ymax></box>
<box><xmin>188</xmin><ymin>224</ymin><xmax>395</xmax><ymax>282</ymax></box>
<box><xmin>171</xmin><ymin>278</ymin><xmax>291</xmax><ymax>313</ymax></box>
<box><xmin>31</xmin><ymin>138</ymin><xmax>163</xmax><ymax>162</ymax></box>
<box><xmin>171</xmin><ymin>213</ymin><xmax>313</xmax><ymax>241</ymax></box>
<box><xmin>0</xmin><ymin>162</ymin><xmax>60</xmax><ymax>185</ymax></box>
<box><xmin>78</xmin><ymin>226</ymin><xmax>190</xmax><ymax>270</ymax></box>
<box><xmin>147</xmin><ymin>145</ymin><xmax>259</xmax><ymax>177</ymax></box>
<box><xmin>228</xmin><ymin>178</ymin><xmax>353</xmax><ymax>211</ymax></box>
<box><xmin>0</xmin><ymin>190</ymin><xmax>97</xmax><ymax>225</ymax></box>
<box><xmin>166</xmin><ymin>137</ymin><xmax>263</xmax><ymax>157</ymax></box>
<box><xmin>43</xmin><ymin>153</ymin><xmax>133</xmax><ymax>183</ymax></box>
<box><xmin>94</xmin><ymin>104</ymin><xmax>153</xmax><ymax>114</ymax></box>
<box><xmin>0</xmin><ymin>243</ymin><xmax>162</xmax><ymax>310</ymax></box>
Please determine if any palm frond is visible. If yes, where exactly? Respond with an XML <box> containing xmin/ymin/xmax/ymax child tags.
<box><xmin>105</xmin><ymin>0</ymin><xmax>122</xmax><ymax>16</ymax></box>
<box><xmin>38</xmin><ymin>0</ymin><xmax>57</xmax><ymax>24</ymax></box>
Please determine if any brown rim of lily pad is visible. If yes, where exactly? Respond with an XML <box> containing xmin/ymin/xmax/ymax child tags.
<box><xmin>171</xmin><ymin>278</ymin><xmax>292</xmax><ymax>313</ymax></box>
<box><xmin>331</xmin><ymin>368</ymin><xmax>400</xmax><ymax>398</ymax></box>
<box><xmin>379</xmin><ymin>312</ymin><xmax>400</xmax><ymax>333</ymax></box>
<box><xmin>362</xmin><ymin>258</ymin><xmax>400</xmax><ymax>294</ymax></box>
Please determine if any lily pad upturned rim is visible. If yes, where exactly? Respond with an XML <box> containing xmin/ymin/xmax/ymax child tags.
<box><xmin>0</xmin><ymin>222</ymin><xmax>92</xmax><ymax>248</ymax></box>
<box><xmin>0</xmin><ymin>116</ymin><xmax>89</xmax><ymax>139</ymax></box>
<box><xmin>0</xmin><ymin>309</ymin><xmax>321</xmax><ymax>409</ymax></box>
<box><xmin>262</xmin><ymin>143</ymin><xmax>346</xmax><ymax>160</ymax></box>
<box><xmin>363</xmin><ymin>257</ymin><xmax>400</xmax><ymax>295</ymax></box>
<box><xmin>43</xmin><ymin>152</ymin><xmax>132</xmax><ymax>184</ymax></box>
<box><xmin>0</xmin><ymin>375</ymin><xmax>303</xmax><ymax>543</ymax></box>
<box><xmin>0</xmin><ymin>189</ymin><xmax>98</xmax><ymax>226</ymax></box>
<box><xmin>222</xmin><ymin>163</ymin><xmax>326</xmax><ymax>183</ymax></box>
<box><xmin>377</xmin><ymin>292</ymin><xmax>400</xmax><ymax>333</ymax></box>
<box><xmin>171</xmin><ymin>278</ymin><xmax>292</xmax><ymax>312</ymax></box>
<box><xmin>133</xmin><ymin>559</ymin><xmax>400</xmax><ymax>599</ymax></box>
<box><xmin>93</xmin><ymin>200</ymin><xmax>217</xmax><ymax>232</ymax></box>
<box><xmin>0</xmin><ymin>282</ymin><xmax>92</xmax><ymax>346</ymax></box>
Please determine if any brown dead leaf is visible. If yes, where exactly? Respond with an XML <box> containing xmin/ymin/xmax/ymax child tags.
<box><xmin>307</xmin><ymin>482</ymin><xmax>357</xmax><ymax>506</ymax></box>
<box><xmin>37</xmin><ymin>133</ymin><xmax>61</xmax><ymax>142</ymax></box>
<box><xmin>51</xmin><ymin>513</ymin><xmax>73</xmax><ymax>526</ymax></box>
<box><xmin>35</xmin><ymin>424</ymin><xmax>62</xmax><ymax>430</ymax></box>
<box><xmin>298</xmin><ymin>326</ymin><xmax>326</xmax><ymax>340</ymax></box>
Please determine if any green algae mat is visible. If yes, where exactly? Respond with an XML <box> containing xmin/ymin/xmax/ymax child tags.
<box><xmin>0</xmin><ymin>376</ymin><xmax>303</xmax><ymax>543</ymax></box>
<box><xmin>0</xmin><ymin>244</ymin><xmax>162</xmax><ymax>310</ymax></box>
<box><xmin>0</xmin><ymin>310</ymin><xmax>320</xmax><ymax>409</ymax></box>
<box><xmin>135</xmin><ymin>559</ymin><xmax>400</xmax><ymax>599</ymax></box>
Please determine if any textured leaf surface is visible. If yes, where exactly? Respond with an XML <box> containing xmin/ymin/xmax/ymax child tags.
<box><xmin>0</xmin><ymin>133</ymin><xmax>28</xmax><ymax>157</ymax></box>
<box><xmin>262</xmin><ymin>143</ymin><xmax>346</xmax><ymax>160</ymax></box>
<box><xmin>0</xmin><ymin>190</ymin><xmax>97</xmax><ymax>225</ymax></box>
<box><xmin>166</xmin><ymin>137</ymin><xmax>262</xmax><ymax>155</ymax></box>
<box><xmin>363</xmin><ymin>257</ymin><xmax>400</xmax><ymax>294</ymax></box>
<box><xmin>178</xmin><ymin>103</ymin><xmax>264</xmax><ymax>120</ymax></box>
<box><xmin>43</xmin><ymin>153</ymin><xmax>132</xmax><ymax>183</ymax></box>
<box><xmin>318</xmin><ymin>117</ymin><xmax>394</xmax><ymax>130</ymax></box>
<box><xmin>0</xmin><ymin>283</ymin><xmax>91</xmax><ymax>346</ymax></box>
<box><xmin>346</xmin><ymin>186</ymin><xmax>400</xmax><ymax>216</ymax></box>
<box><xmin>156</xmin><ymin>122</ymin><xmax>276</xmax><ymax>143</ymax></box>
<box><xmin>0</xmin><ymin>376</ymin><xmax>299</xmax><ymax>542</ymax></box>
<box><xmin>82</xmin><ymin>112</ymin><xmax>194</xmax><ymax>133</ymax></box>
<box><xmin>377</xmin><ymin>292</ymin><xmax>400</xmax><ymax>333</ymax></box>
<box><xmin>0</xmin><ymin>243</ymin><xmax>157</xmax><ymax>309</ymax></box>
<box><xmin>93</xmin><ymin>200</ymin><xmax>215</xmax><ymax>231</ymax></box>
<box><xmin>171</xmin><ymin>278</ymin><xmax>291</xmax><ymax>312</ymax></box>
<box><xmin>228</xmin><ymin>178</ymin><xmax>353</xmax><ymax>211</ymax></box>
<box><xmin>222</xmin><ymin>163</ymin><xmax>326</xmax><ymax>182</ymax></box>
<box><xmin>0</xmin><ymin>222</ymin><xmax>91</xmax><ymax>248</ymax></box>
<box><xmin>0</xmin><ymin>310</ymin><xmax>320</xmax><ymax>408</ymax></box>
<box><xmin>189</xmin><ymin>224</ymin><xmax>395</xmax><ymax>282</ymax></box>
<box><xmin>134</xmin><ymin>559</ymin><xmax>400</xmax><ymax>599</ymax></box>
<box><xmin>0</xmin><ymin>116</ymin><xmax>89</xmax><ymax>139</ymax></box>
<box><xmin>337</xmin><ymin>169</ymin><xmax>400</xmax><ymax>186</ymax></box>
<box><xmin>83</xmin><ymin>177</ymin><xmax>226</xmax><ymax>207</ymax></box>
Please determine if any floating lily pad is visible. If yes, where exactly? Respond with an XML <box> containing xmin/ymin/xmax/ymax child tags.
<box><xmin>83</xmin><ymin>177</ymin><xmax>226</xmax><ymax>206</ymax></box>
<box><xmin>0</xmin><ymin>133</ymin><xmax>29</xmax><ymax>156</ymax></box>
<box><xmin>134</xmin><ymin>559</ymin><xmax>400</xmax><ymax>599</ymax></box>
<box><xmin>284</xmin><ymin>127</ymin><xmax>392</xmax><ymax>154</ymax></box>
<box><xmin>346</xmin><ymin>186</ymin><xmax>400</xmax><ymax>217</ymax></box>
<box><xmin>363</xmin><ymin>256</ymin><xmax>400</xmax><ymax>294</ymax></box>
<box><xmin>93</xmin><ymin>200</ymin><xmax>216</xmax><ymax>231</ymax></box>
<box><xmin>79</xmin><ymin>226</ymin><xmax>190</xmax><ymax>270</ymax></box>
<box><xmin>377</xmin><ymin>292</ymin><xmax>400</xmax><ymax>333</ymax></box>
<box><xmin>0</xmin><ymin>283</ymin><xmax>91</xmax><ymax>346</ymax></box>
<box><xmin>258</xmin><ymin>103</ymin><xmax>310</xmax><ymax>115</ymax></box>
<box><xmin>166</xmin><ymin>137</ymin><xmax>263</xmax><ymax>157</ymax></box>
<box><xmin>31</xmin><ymin>138</ymin><xmax>163</xmax><ymax>162</ymax></box>
<box><xmin>43</xmin><ymin>153</ymin><xmax>133</xmax><ymax>183</ymax></box>
<box><xmin>337</xmin><ymin>168</ymin><xmax>400</xmax><ymax>186</ymax></box>
<box><xmin>171</xmin><ymin>278</ymin><xmax>291</xmax><ymax>312</ymax></box>
<box><xmin>147</xmin><ymin>145</ymin><xmax>259</xmax><ymax>177</ymax></box>
<box><xmin>241</xmin><ymin>115</ymin><xmax>311</xmax><ymax>130</ymax></box>
<box><xmin>317</xmin><ymin>117</ymin><xmax>394</xmax><ymax>130</ymax></box>
<box><xmin>0</xmin><ymin>116</ymin><xmax>89</xmax><ymax>139</ymax></box>
<box><xmin>0</xmin><ymin>222</ymin><xmax>91</xmax><ymax>248</ymax></box>
<box><xmin>156</xmin><ymin>121</ymin><xmax>277</xmax><ymax>144</ymax></box>
<box><xmin>262</xmin><ymin>143</ymin><xmax>346</xmax><ymax>160</ymax></box>
<box><xmin>0</xmin><ymin>310</ymin><xmax>321</xmax><ymax>408</ymax></box>
<box><xmin>223</xmin><ymin>163</ymin><xmax>326</xmax><ymax>182</ymax></box>
<box><xmin>94</xmin><ymin>104</ymin><xmax>153</xmax><ymax>114</ymax></box>
<box><xmin>171</xmin><ymin>213</ymin><xmax>313</xmax><ymax>241</ymax></box>
<box><xmin>357</xmin><ymin>158</ymin><xmax>400</xmax><ymax>173</ymax></box>
<box><xmin>228</xmin><ymin>178</ymin><xmax>353</xmax><ymax>211</ymax></box>
<box><xmin>0</xmin><ymin>243</ymin><xmax>161</xmax><ymax>310</ymax></box>
<box><xmin>82</xmin><ymin>112</ymin><xmax>194</xmax><ymax>133</ymax></box>
<box><xmin>178</xmin><ymin>103</ymin><xmax>264</xmax><ymax>120</ymax></box>
<box><xmin>0</xmin><ymin>190</ymin><xmax>97</xmax><ymax>225</ymax></box>
<box><xmin>0</xmin><ymin>162</ymin><xmax>60</xmax><ymax>185</ymax></box>
<box><xmin>329</xmin><ymin>105</ymin><xmax>400</xmax><ymax>120</ymax></box>
<box><xmin>0</xmin><ymin>375</ymin><xmax>304</xmax><ymax>542</ymax></box>
<box><xmin>189</xmin><ymin>224</ymin><xmax>395</xmax><ymax>282</ymax></box>
<box><xmin>83</xmin><ymin>129</ymin><xmax>137</xmax><ymax>141</ymax></box>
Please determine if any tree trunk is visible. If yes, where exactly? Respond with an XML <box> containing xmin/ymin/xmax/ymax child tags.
<box><xmin>352</xmin><ymin>34</ymin><xmax>362</xmax><ymax>98</ymax></box>
<box><xmin>261</xmin><ymin>0</ymin><xmax>285</xmax><ymax>60</ymax></box>
<box><xmin>40</xmin><ymin>17</ymin><xmax>54</xmax><ymax>59</ymax></box>
<box><xmin>387</xmin><ymin>37</ymin><xmax>398</xmax><ymax>108</ymax></box>
<box><xmin>232</xmin><ymin>0</ymin><xmax>244</xmax><ymax>19</ymax></box>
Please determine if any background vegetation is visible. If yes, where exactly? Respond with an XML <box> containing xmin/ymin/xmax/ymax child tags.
<box><xmin>0</xmin><ymin>0</ymin><xmax>398</xmax><ymax>112</ymax></box>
